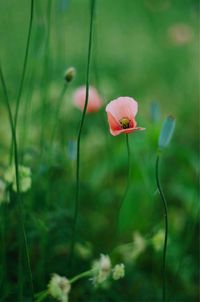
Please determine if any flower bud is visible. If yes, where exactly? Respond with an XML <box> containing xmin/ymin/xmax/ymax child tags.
<box><xmin>64</xmin><ymin>67</ymin><xmax>76</xmax><ymax>83</ymax></box>
<box><xmin>158</xmin><ymin>115</ymin><xmax>176</xmax><ymax>150</ymax></box>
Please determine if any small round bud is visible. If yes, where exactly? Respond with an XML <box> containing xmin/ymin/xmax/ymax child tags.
<box><xmin>64</xmin><ymin>67</ymin><xmax>76</xmax><ymax>83</ymax></box>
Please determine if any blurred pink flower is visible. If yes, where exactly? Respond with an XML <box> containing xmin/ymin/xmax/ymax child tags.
<box><xmin>105</xmin><ymin>97</ymin><xmax>145</xmax><ymax>136</ymax></box>
<box><xmin>73</xmin><ymin>86</ymin><xmax>103</xmax><ymax>113</ymax></box>
<box><xmin>168</xmin><ymin>23</ymin><xmax>193</xmax><ymax>45</ymax></box>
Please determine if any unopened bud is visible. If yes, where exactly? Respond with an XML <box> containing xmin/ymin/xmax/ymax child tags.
<box><xmin>64</xmin><ymin>67</ymin><xmax>76</xmax><ymax>83</ymax></box>
<box><xmin>158</xmin><ymin>115</ymin><xmax>176</xmax><ymax>150</ymax></box>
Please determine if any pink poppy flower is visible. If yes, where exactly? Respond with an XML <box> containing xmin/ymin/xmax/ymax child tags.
<box><xmin>105</xmin><ymin>97</ymin><xmax>145</xmax><ymax>136</ymax></box>
<box><xmin>73</xmin><ymin>86</ymin><xmax>103</xmax><ymax>113</ymax></box>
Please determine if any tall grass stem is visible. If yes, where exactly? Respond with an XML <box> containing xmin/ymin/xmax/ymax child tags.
<box><xmin>0</xmin><ymin>65</ymin><xmax>34</xmax><ymax>300</ymax></box>
<box><xmin>9</xmin><ymin>0</ymin><xmax>34</xmax><ymax>165</ymax></box>
<box><xmin>14</xmin><ymin>0</ymin><xmax>34</xmax><ymax>127</ymax></box>
<box><xmin>155</xmin><ymin>154</ymin><xmax>168</xmax><ymax>302</ymax></box>
<box><xmin>40</xmin><ymin>0</ymin><xmax>52</xmax><ymax>151</ymax></box>
<box><xmin>113</xmin><ymin>134</ymin><xmax>130</xmax><ymax>245</ymax></box>
<box><xmin>51</xmin><ymin>85</ymin><xmax>67</xmax><ymax>144</ymax></box>
<box><xmin>68</xmin><ymin>0</ymin><xmax>96</xmax><ymax>271</ymax></box>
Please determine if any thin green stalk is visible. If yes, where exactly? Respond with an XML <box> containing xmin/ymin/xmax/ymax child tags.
<box><xmin>68</xmin><ymin>0</ymin><xmax>96</xmax><ymax>270</ymax></box>
<box><xmin>18</xmin><ymin>235</ymin><xmax>23</xmax><ymax>301</ymax></box>
<box><xmin>0</xmin><ymin>65</ymin><xmax>34</xmax><ymax>300</ymax></box>
<box><xmin>118</xmin><ymin>134</ymin><xmax>131</xmax><ymax>212</ymax></box>
<box><xmin>113</xmin><ymin>134</ymin><xmax>131</xmax><ymax>244</ymax></box>
<box><xmin>9</xmin><ymin>0</ymin><xmax>34</xmax><ymax>164</ymax></box>
<box><xmin>0</xmin><ymin>206</ymin><xmax>6</xmax><ymax>294</ymax></box>
<box><xmin>51</xmin><ymin>84</ymin><xmax>68</xmax><ymax>144</ymax></box>
<box><xmin>155</xmin><ymin>154</ymin><xmax>168</xmax><ymax>302</ymax></box>
<box><xmin>14</xmin><ymin>0</ymin><xmax>34</xmax><ymax>127</ymax></box>
<box><xmin>40</xmin><ymin>0</ymin><xmax>52</xmax><ymax>151</ymax></box>
<box><xmin>20</xmin><ymin>69</ymin><xmax>35</xmax><ymax>161</ymax></box>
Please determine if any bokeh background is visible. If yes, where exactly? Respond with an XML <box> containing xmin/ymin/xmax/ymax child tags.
<box><xmin>0</xmin><ymin>0</ymin><xmax>199</xmax><ymax>301</ymax></box>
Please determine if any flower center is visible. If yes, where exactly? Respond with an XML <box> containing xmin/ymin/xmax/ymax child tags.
<box><xmin>120</xmin><ymin>118</ymin><xmax>130</xmax><ymax>129</ymax></box>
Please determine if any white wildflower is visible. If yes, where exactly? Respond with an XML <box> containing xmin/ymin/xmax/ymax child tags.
<box><xmin>48</xmin><ymin>274</ymin><xmax>71</xmax><ymax>302</ymax></box>
<box><xmin>92</xmin><ymin>254</ymin><xmax>111</xmax><ymax>285</ymax></box>
<box><xmin>4</xmin><ymin>165</ymin><xmax>31</xmax><ymax>193</ymax></box>
<box><xmin>112</xmin><ymin>263</ymin><xmax>125</xmax><ymax>280</ymax></box>
<box><xmin>131</xmin><ymin>231</ymin><xmax>146</xmax><ymax>259</ymax></box>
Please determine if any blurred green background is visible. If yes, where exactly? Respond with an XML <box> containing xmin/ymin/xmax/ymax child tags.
<box><xmin>0</xmin><ymin>0</ymin><xmax>199</xmax><ymax>301</ymax></box>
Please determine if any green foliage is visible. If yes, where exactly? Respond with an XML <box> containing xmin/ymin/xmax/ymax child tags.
<box><xmin>0</xmin><ymin>0</ymin><xmax>199</xmax><ymax>301</ymax></box>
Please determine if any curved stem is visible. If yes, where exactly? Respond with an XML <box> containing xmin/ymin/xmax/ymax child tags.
<box><xmin>113</xmin><ymin>134</ymin><xmax>130</xmax><ymax>243</ymax></box>
<box><xmin>0</xmin><ymin>65</ymin><xmax>34</xmax><ymax>300</ymax></box>
<box><xmin>14</xmin><ymin>0</ymin><xmax>34</xmax><ymax>127</ymax></box>
<box><xmin>68</xmin><ymin>0</ymin><xmax>96</xmax><ymax>271</ymax></box>
<box><xmin>118</xmin><ymin>134</ymin><xmax>130</xmax><ymax>212</ymax></box>
<box><xmin>50</xmin><ymin>84</ymin><xmax>68</xmax><ymax>144</ymax></box>
<box><xmin>155</xmin><ymin>154</ymin><xmax>168</xmax><ymax>302</ymax></box>
<box><xmin>9</xmin><ymin>0</ymin><xmax>34</xmax><ymax>164</ymax></box>
<box><xmin>40</xmin><ymin>0</ymin><xmax>52</xmax><ymax>151</ymax></box>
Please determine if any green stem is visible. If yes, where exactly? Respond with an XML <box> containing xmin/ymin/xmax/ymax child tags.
<box><xmin>40</xmin><ymin>0</ymin><xmax>52</xmax><ymax>151</ymax></box>
<box><xmin>18</xmin><ymin>235</ymin><xmax>23</xmax><ymax>301</ymax></box>
<box><xmin>70</xmin><ymin>269</ymin><xmax>93</xmax><ymax>284</ymax></box>
<box><xmin>50</xmin><ymin>84</ymin><xmax>68</xmax><ymax>145</ymax></box>
<box><xmin>14</xmin><ymin>0</ymin><xmax>34</xmax><ymax>127</ymax></box>
<box><xmin>68</xmin><ymin>0</ymin><xmax>96</xmax><ymax>270</ymax></box>
<box><xmin>119</xmin><ymin>134</ymin><xmax>131</xmax><ymax>211</ymax></box>
<box><xmin>0</xmin><ymin>65</ymin><xmax>34</xmax><ymax>300</ymax></box>
<box><xmin>155</xmin><ymin>154</ymin><xmax>168</xmax><ymax>302</ymax></box>
<box><xmin>0</xmin><ymin>206</ymin><xmax>6</xmax><ymax>295</ymax></box>
<box><xmin>9</xmin><ymin>0</ymin><xmax>34</xmax><ymax>164</ymax></box>
<box><xmin>113</xmin><ymin>134</ymin><xmax>131</xmax><ymax>242</ymax></box>
<box><xmin>20</xmin><ymin>69</ymin><xmax>35</xmax><ymax>161</ymax></box>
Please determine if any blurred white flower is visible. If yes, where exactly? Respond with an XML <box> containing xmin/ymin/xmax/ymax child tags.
<box><xmin>151</xmin><ymin>229</ymin><xmax>165</xmax><ymax>251</ymax></box>
<box><xmin>92</xmin><ymin>254</ymin><xmax>111</xmax><ymax>285</ymax></box>
<box><xmin>75</xmin><ymin>242</ymin><xmax>92</xmax><ymax>259</ymax></box>
<box><xmin>112</xmin><ymin>263</ymin><xmax>125</xmax><ymax>280</ymax></box>
<box><xmin>99</xmin><ymin>254</ymin><xmax>111</xmax><ymax>272</ymax></box>
<box><xmin>132</xmin><ymin>231</ymin><xmax>146</xmax><ymax>259</ymax></box>
<box><xmin>48</xmin><ymin>274</ymin><xmax>71</xmax><ymax>302</ymax></box>
<box><xmin>117</xmin><ymin>231</ymin><xmax>147</xmax><ymax>263</ymax></box>
<box><xmin>4</xmin><ymin>165</ymin><xmax>32</xmax><ymax>193</ymax></box>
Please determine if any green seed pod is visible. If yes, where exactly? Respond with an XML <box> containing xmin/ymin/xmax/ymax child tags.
<box><xmin>158</xmin><ymin>115</ymin><xmax>176</xmax><ymax>150</ymax></box>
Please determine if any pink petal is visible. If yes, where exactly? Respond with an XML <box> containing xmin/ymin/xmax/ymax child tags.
<box><xmin>73</xmin><ymin>86</ymin><xmax>102</xmax><ymax>113</ymax></box>
<box><xmin>107</xmin><ymin>112</ymin><xmax>121</xmax><ymax>132</ymax></box>
<box><xmin>110</xmin><ymin>126</ymin><xmax>145</xmax><ymax>136</ymax></box>
<box><xmin>106</xmin><ymin>97</ymin><xmax>138</xmax><ymax>121</ymax></box>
